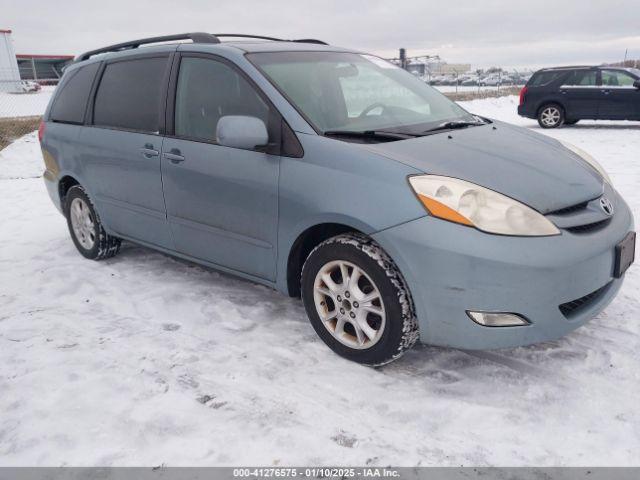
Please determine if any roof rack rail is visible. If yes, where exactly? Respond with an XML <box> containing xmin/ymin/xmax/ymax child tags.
<box><xmin>543</xmin><ymin>65</ymin><xmax>594</xmax><ymax>71</ymax></box>
<box><xmin>76</xmin><ymin>32</ymin><xmax>329</xmax><ymax>62</ymax></box>
<box><xmin>213</xmin><ymin>34</ymin><xmax>328</xmax><ymax>45</ymax></box>
<box><xmin>292</xmin><ymin>38</ymin><xmax>328</xmax><ymax>45</ymax></box>
<box><xmin>76</xmin><ymin>32</ymin><xmax>219</xmax><ymax>61</ymax></box>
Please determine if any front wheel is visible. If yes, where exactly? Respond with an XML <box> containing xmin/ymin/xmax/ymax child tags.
<box><xmin>301</xmin><ymin>233</ymin><xmax>418</xmax><ymax>366</ymax></box>
<box><xmin>537</xmin><ymin>104</ymin><xmax>564</xmax><ymax>128</ymax></box>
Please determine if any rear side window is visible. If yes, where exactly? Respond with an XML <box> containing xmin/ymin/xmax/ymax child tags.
<box><xmin>93</xmin><ymin>56</ymin><xmax>168</xmax><ymax>133</ymax></box>
<box><xmin>528</xmin><ymin>71</ymin><xmax>564</xmax><ymax>87</ymax></box>
<box><xmin>50</xmin><ymin>63</ymin><xmax>100</xmax><ymax>124</ymax></box>
<box><xmin>564</xmin><ymin>70</ymin><xmax>597</xmax><ymax>86</ymax></box>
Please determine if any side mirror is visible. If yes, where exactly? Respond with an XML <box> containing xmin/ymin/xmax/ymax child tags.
<box><xmin>634</xmin><ymin>79</ymin><xmax>640</xmax><ymax>89</ymax></box>
<box><xmin>216</xmin><ymin>115</ymin><xmax>269</xmax><ymax>150</ymax></box>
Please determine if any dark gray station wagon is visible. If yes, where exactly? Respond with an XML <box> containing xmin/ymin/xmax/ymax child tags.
<box><xmin>40</xmin><ymin>33</ymin><xmax>635</xmax><ymax>365</ymax></box>
<box><xmin>518</xmin><ymin>65</ymin><xmax>640</xmax><ymax>128</ymax></box>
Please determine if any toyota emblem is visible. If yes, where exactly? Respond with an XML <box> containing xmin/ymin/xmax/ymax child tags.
<box><xmin>600</xmin><ymin>197</ymin><xmax>614</xmax><ymax>216</ymax></box>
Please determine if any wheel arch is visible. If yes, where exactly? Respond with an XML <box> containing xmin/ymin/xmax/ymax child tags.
<box><xmin>286</xmin><ymin>222</ymin><xmax>368</xmax><ymax>297</ymax></box>
<box><xmin>56</xmin><ymin>174</ymin><xmax>110</xmax><ymax>233</ymax></box>
<box><xmin>58</xmin><ymin>174</ymin><xmax>81</xmax><ymax>207</ymax></box>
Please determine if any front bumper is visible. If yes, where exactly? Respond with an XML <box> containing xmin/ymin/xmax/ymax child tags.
<box><xmin>372</xmin><ymin>191</ymin><xmax>634</xmax><ymax>349</ymax></box>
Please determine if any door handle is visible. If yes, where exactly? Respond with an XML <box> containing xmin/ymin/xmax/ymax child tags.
<box><xmin>601</xmin><ymin>89</ymin><xmax>611</xmax><ymax>95</ymax></box>
<box><xmin>163</xmin><ymin>151</ymin><xmax>185</xmax><ymax>164</ymax></box>
<box><xmin>140</xmin><ymin>145</ymin><xmax>159</xmax><ymax>158</ymax></box>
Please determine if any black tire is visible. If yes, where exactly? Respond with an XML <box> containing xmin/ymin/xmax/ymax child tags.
<box><xmin>564</xmin><ymin>119</ymin><xmax>580</xmax><ymax>125</ymax></box>
<box><xmin>64</xmin><ymin>185</ymin><xmax>121</xmax><ymax>260</ymax></box>
<box><xmin>537</xmin><ymin>103</ymin><xmax>565</xmax><ymax>129</ymax></box>
<box><xmin>301</xmin><ymin>233</ymin><xmax>418</xmax><ymax>366</ymax></box>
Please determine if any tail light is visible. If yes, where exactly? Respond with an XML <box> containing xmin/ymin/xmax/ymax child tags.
<box><xmin>519</xmin><ymin>86</ymin><xmax>528</xmax><ymax>106</ymax></box>
<box><xmin>38</xmin><ymin>120</ymin><xmax>45</xmax><ymax>143</ymax></box>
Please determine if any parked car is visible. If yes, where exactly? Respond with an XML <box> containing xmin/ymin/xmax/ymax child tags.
<box><xmin>428</xmin><ymin>76</ymin><xmax>446</xmax><ymax>86</ymax></box>
<box><xmin>481</xmin><ymin>75</ymin><xmax>502</xmax><ymax>87</ymax></box>
<box><xmin>518</xmin><ymin>66</ymin><xmax>640</xmax><ymax>128</ymax></box>
<box><xmin>15</xmin><ymin>80</ymin><xmax>41</xmax><ymax>93</ymax></box>
<box><xmin>39</xmin><ymin>33</ymin><xmax>635</xmax><ymax>365</ymax></box>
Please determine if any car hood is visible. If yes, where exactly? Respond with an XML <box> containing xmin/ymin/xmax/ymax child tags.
<box><xmin>359</xmin><ymin>120</ymin><xmax>604</xmax><ymax>213</ymax></box>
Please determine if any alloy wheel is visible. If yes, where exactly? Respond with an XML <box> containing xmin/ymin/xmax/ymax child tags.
<box><xmin>70</xmin><ymin>197</ymin><xmax>96</xmax><ymax>250</ymax></box>
<box><xmin>540</xmin><ymin>106</ymin><xmax>561</xmax><ymax>127</ymax></box>
<box><xmin>313</xmin><ymin>260</ymin><xmax>386</xmax><ymax>349</ymax></box>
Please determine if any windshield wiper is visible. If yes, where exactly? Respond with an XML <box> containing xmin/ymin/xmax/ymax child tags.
<box><xmin>422</xmin><ymin>120</ymin><xmax>487</xmax><ymax>134</ymax></box>
<box><xmin>324</xmin><ymin>130</ymin><xmax>419</xmax><ymax>141</ymax></box>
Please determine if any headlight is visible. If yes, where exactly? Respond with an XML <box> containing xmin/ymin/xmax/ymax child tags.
<box><xmin>409</xmin><ymin>175</ymin><xmax>560</xmax><ymax>236</ymax></box>
<box><xmin>559</xmin><ymin>140</ymin><xmax>612</xmax><ymax>185</ymax></box>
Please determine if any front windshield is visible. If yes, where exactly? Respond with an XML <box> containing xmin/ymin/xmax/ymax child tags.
<box><xmin>248</xmin><ymin>51</ymin><xmax>475</xmax><ymax>134</ymax></box>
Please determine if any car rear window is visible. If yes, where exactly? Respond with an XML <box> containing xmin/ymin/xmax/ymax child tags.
<box><xmin>528</xmin><ymin>71</ymin><xmax>565</xmax><ymax>87</ymax></box>
<box><xmin>49</xmin><ymin>62</ymin><xmax>100</xmax><ymax>124</ymax></box>
<box><xmin>93</xmin><ymin>56</ymin><xmax>168</xmax><ymax>133</ymax></box>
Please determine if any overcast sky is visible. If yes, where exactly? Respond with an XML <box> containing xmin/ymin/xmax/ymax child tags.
<box><xmin>3</xmin><ymin>0</ymin><xmax>639</xmax><ymax>69</ymax></box>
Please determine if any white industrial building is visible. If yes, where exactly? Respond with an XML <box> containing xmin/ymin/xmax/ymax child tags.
<box><xmin>0</xmin><ymin>29</ymin><xmax>21</xmax><ymax>92</ymax></box>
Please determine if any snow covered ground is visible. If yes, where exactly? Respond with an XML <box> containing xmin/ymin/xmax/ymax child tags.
<box><xmin>0</xmin><ymin>96</ymin><xmax>638</xmax><ymax>467</ymax></box>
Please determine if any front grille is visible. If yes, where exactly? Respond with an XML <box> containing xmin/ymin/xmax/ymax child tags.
<box><xmin>559</xmin><ymin>283</ymin><xmax>611</xmax><ymax>318</ymax></box>
<box><xmin>549</xmin><ymin>201</ymin><xmax>589</xmax><ymax>216</ymax></box>
<box><xmin>565</xmin><ymin>219</ymin><xmax>611</xmax><ymax>234</ymax></box>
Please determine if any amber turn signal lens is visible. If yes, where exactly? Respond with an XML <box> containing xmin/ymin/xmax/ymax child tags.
<box><xmin>417</xmin><ymin>194</ymin><xmax>474</xmax><ymax>227</ymax></box>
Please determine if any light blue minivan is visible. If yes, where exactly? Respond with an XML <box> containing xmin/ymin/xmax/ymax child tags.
<box><xmin>39</xmin><ymin>33</ymin><xmax>635</xmax><ymax>365</ymax></box>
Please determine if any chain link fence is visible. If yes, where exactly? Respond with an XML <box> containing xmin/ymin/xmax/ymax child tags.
<box><xmin>0</xmin><ymin>76</ymin><xmax>54</xmax><ymax>150</ymax></box>
<box><xmin>441</xmin><ymin>85</ymin><xmax>522</xmax><ymax>101</ymax></box>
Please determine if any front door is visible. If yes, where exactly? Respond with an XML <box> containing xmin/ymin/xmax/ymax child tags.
<box><xmin>559</xmin><ymin>69</ymin><xmax>600</xmax><ymax>119</ymax></box>
<box><xmin>598</xmin><ymin>69</ymin><xmax>640</xmax><ymax>119</ymax></box>
<box><xmin>80</xmin><ymin>54</ymin><xmax>174</xmax><ymax>249</ymax></box>
<box><xmin>161</xmin><ymin>54</ymin><xmax>280</xmax><ymax>280</ymax></box>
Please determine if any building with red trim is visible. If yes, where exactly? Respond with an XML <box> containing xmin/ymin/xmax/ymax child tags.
<box><xmin>16</xmin><ymin>54</ymin><xmax>74</xmax><ymax>83</ymax></box>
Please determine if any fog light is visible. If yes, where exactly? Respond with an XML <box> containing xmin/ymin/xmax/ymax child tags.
<box><xmin>467</xmin><ymin>311</ymin><xmax>530</xmax><ymax>327</ymax></box>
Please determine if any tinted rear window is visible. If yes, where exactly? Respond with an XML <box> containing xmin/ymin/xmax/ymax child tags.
<box><xmin>528</xmin><ymin>70</ymin><xmax>565</xmax><ymax>87</ymax></box>
<box><xmin>93</xmin><ymin>56</ymin><xmax>168</xmax><ymax>133</ymax></box>
<box><xmin>50</xmin><ymin>63</ymin><xmax>100</xmax><ymax>124</ymax></box>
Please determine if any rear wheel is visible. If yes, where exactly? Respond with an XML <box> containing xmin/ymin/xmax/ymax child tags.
<box><xmin>65</xmin><ymin>186</ymin><xmax>121</xmax><ymax>260</ymax></box>
<box><xmin>301</xmin><ymin>233</ymin><xmax>418</xmax><ymax>366</ymax></box>
<box><xmin>537</xmin><ymin>104</ymin><xmax>564</xmax><ymax>128</ymax></box>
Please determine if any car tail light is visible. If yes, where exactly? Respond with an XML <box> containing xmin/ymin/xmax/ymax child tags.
<box><xmin>38</xmin><ymin>120</ymin><xmax>45</xmax><ymax>143</ymax></box>
<box><xmin>519</xmin><ymin>86</ymin><xmax>528</xmax><ymax>106</ymax></box>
